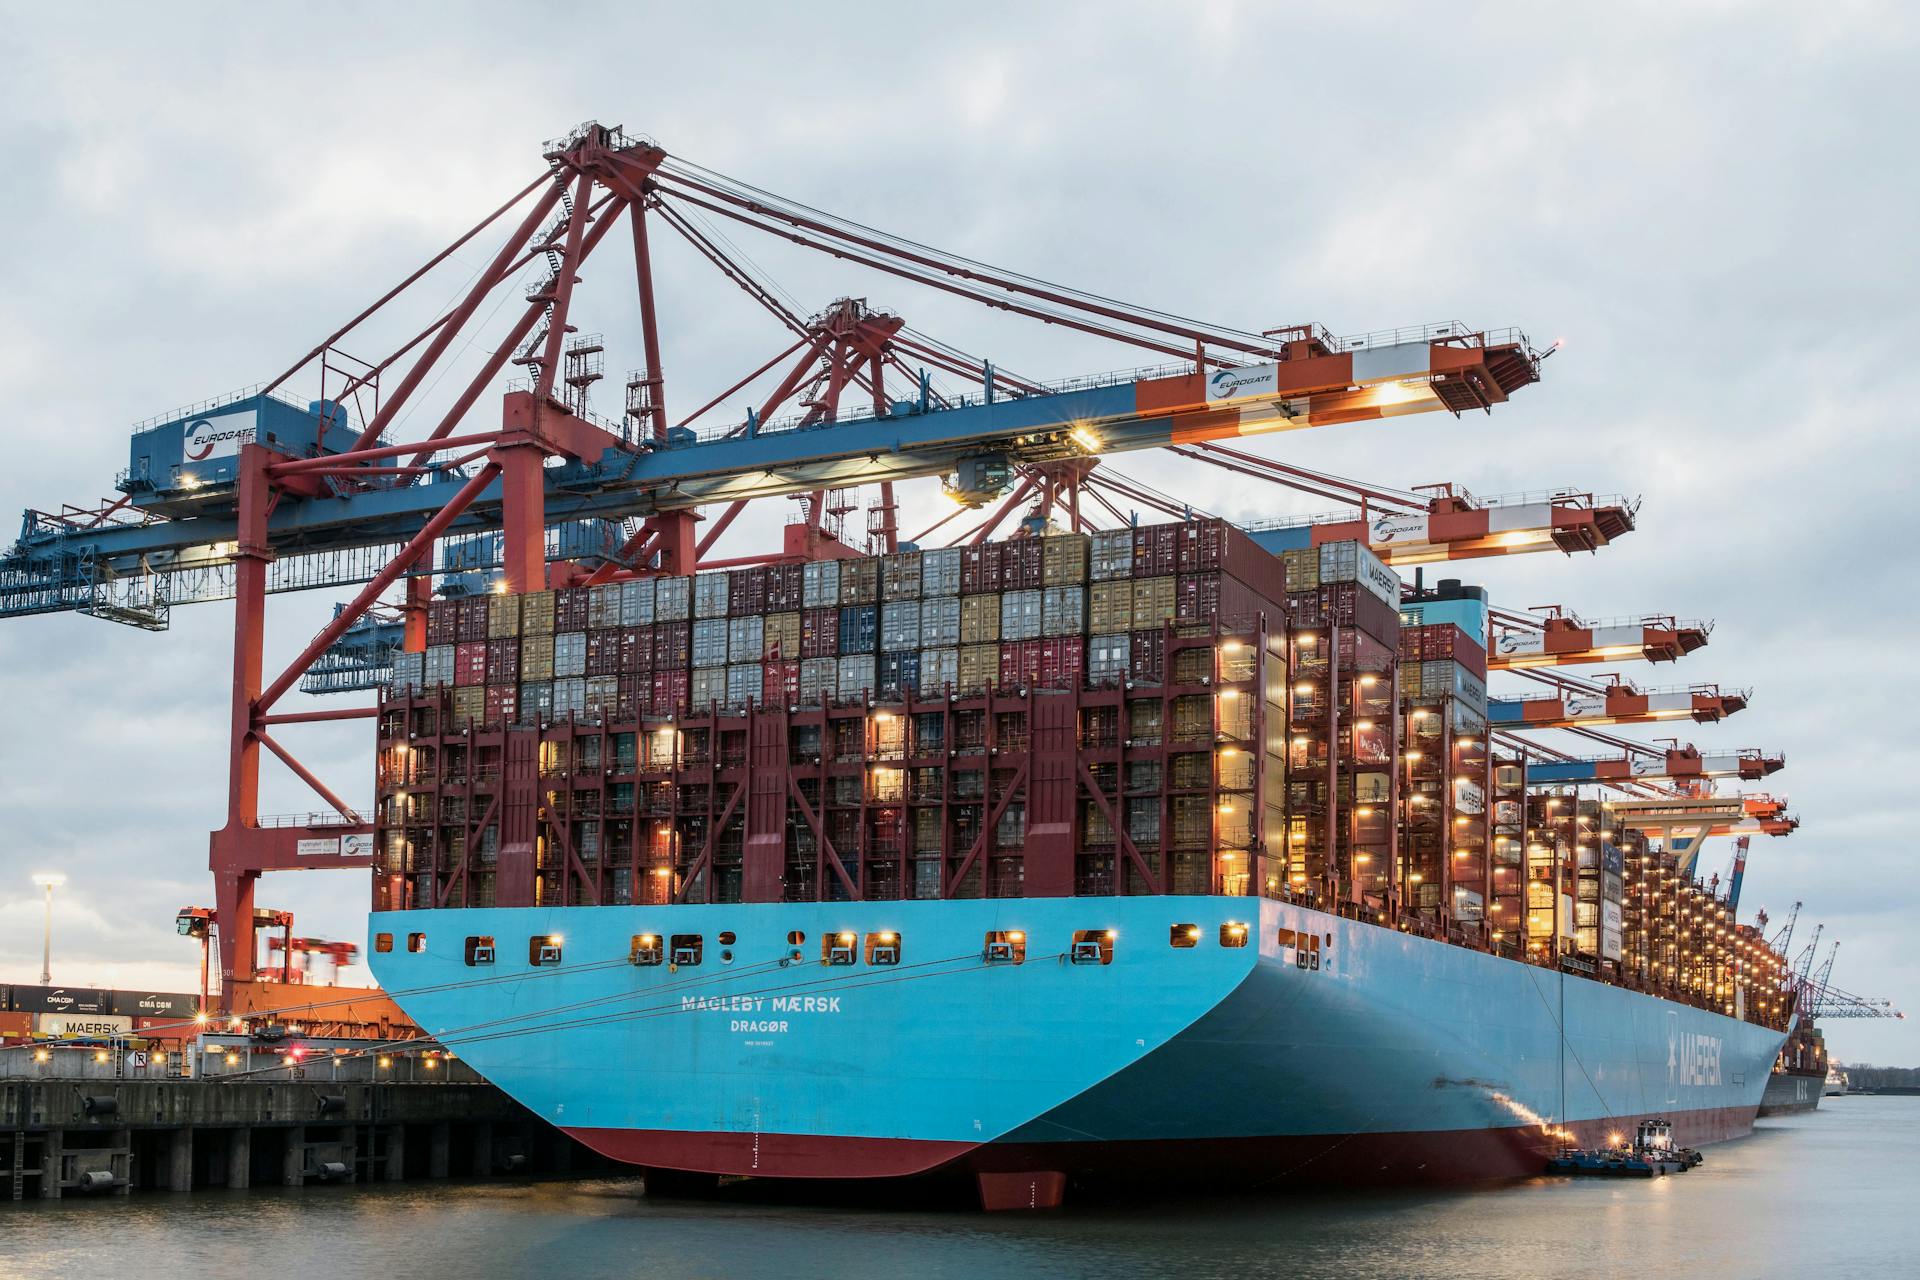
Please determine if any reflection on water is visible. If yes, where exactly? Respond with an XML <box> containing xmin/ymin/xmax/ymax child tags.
<box><xmin>4</xmin><ymin>1100</ymin><xmax>1913</xmax><ymax>1280</ymax></box>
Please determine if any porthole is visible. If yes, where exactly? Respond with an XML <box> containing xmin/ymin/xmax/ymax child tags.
<box><xmin>1170</xmin><ymin>924</ymin><xmax>1200</xmax><ymax>949</ymax></box>
<box><xmin>983</xmin><ymin>930</ymin><xmax>1026</xmax><ymax>964</ymax></box>
<box><xmin>1220</xmin><ymin>922</ymin><xmax>1249</xmax><ymax>948</ymax></box>
<box><xmin>1071</xmin><ymin>929</ymin><xmax>1116</xmax><ymax>965</ymax></box>
<box><xmin>718</xmin><ymin>930</ymin><xmax>737</xmax><ymax>945</ymax></box>
<box><xmin>374</xmin><ymin>933</ymin><xmax>393</xmax><ymax>953</ymax></box>
<box><xmin>786</xmin><ymin>929</ymin><xmax>807</xmax><ymax>946</ymax></box>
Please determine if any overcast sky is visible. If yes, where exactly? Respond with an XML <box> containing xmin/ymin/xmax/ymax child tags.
<box><xmin>0</xmin><ymin>3</ymin><xmax>1913</xmax><ymax>1063</ymax></box>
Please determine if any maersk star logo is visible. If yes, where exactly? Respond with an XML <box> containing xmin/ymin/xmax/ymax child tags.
<box><xmin>1668</xmin><ymin>1028</ymin><xmax>1679</xmax><ymax>1088</ymax></box>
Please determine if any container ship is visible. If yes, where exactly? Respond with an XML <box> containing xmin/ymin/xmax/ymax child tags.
<box><xmin>365</xmin><ymin>524</ymin><xmax>1794</xmax><ymax>1207</ymax></box>
<box><xmin>0</xmin><ymin>125</ymin><xmax>1801</xmax><ymax>1210</ymax></box>
<box><xmin>1759</xmin><ymin>1020</ymin><xmax>1828</xmax><ymax>1115</ymax></box>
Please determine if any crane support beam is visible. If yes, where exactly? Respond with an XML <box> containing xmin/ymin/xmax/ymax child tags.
<box><xmin>1489</xmin><ymin>615</ymin><xmax>1710</xmax><ymax>669</ymax></box>
<box><xmin>1489</xmin><ymin>685</ymin><xmax>1748</xmax><ymax>728</ymax></box>
<box><xmin>1519</xmin><ymin>748</ymin><xmax>1784</xmax><ymax>785</ymax></box>
<box><xmin>1243</xmin><ymin>494</ymin><xmax>1637</xmax><ymax>566</ymax></box>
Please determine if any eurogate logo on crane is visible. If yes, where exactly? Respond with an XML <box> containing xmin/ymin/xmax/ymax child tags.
<box><xmin>183</xmin><ymin>410</ymin><xmax>257</xmax><ymax>462</ymax></box>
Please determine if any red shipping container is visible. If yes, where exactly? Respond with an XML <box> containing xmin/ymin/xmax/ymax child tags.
<box><xmin>1400</xmin><ymin>626</ymin><xmax>1423</xmax><ymax>663</ymax></box>
<box><xmin>1175</xmin><ymin>519</ymin><xmax>1224</xmax><ymax>573</ymax></box>
<box><xmin>620</xmin><ymin>626</ymin><xmax>651</xmax><ymax>675</ymax></box>
<box><xmin>729</xmin><ymin>567</ymin><xmax>769</xmax><ymax>617</ymax></box>
<box><xmin>456</xmin><ymin>597</ymin><xmax>489</xmax><ymax>643</ymax></box>
<box><xmin>1003</xmin><ymin>539</ymin><xmax>1044</xmax><ymax>590</ymax></box>
<box><xmin>485</xmin><ymin>636</ymin><xmax>521</xmax><ymax>684</ymax></box>
<box><xmin>1336</xmin><ymin>627</ymin><xmax>1396</xmax><ymax>674</ymax></box>
<box><xmin>132</xmin><ymin>1016</ymin><xmax>197</xmax><ymax>1043</ymax></box>
<box><xmin>651</xmin><ymin>668</ymin><xmax>690</xmax><ymax>717</ymax></box>
<box><xmin>1130</xmin><ymin>629</ymin><xmax>1166</xmax><ymax>682</ymax></box>
<box><xmin>1132</xmin><ymin>524</ymin><xmax>1178</xmax><ymax>578</ymax></box>
<box><xmin>484</xmin><ymin>683</ymin><xmax>518</xmax><ymax>728</ymax></box>
<box><xmin>426</xmin><ymin>599</ymin><xmax>458</xmax><ymax>647</ymax></box>
<box><xmin>1288</xmin><ymin>589</ymin><xmax>1327</xmax><ymax>627</ymax></box>
<box><xmin>961</xmin><ymin>543</ymin><xmax>1004</xmax><ymax>594</ymax></box>
<box><xmin>1038</xmin><ymin>635</ymin><xmax>1084</xmax><ymax>689</ymax></box>
<box><xmin>999</xmin><ymin>639</ymin><xmax>1043</xmax><ymax>688</ymax></box>
<box><xmin>616</xmin><ymin>675</ymin><xmax>644</xmax><ymax>722</ymax></box>
<box><xmin>766</xmin><ymin>563</ymin><xmax>805</xmax><ymax>612</ymax></box>
<box><xmin>586</xmin><ymin>630</ymin><xmax>622</xmax><ymax>677</ymax></box>
<box><xmin>555</xmin><ymin>587</ymin><xmax>591</xmax><ymax>632</ymax></box>
<box><xmin>454</xmin><ymin>641</ymin><xmax>488</xmax><ymax>687</ymax></box>
<box><xmin>1175</xmin><ymin>573</ymin><xmax>1219</xmax><ymax>624</ymax></box>
<box><xmin>801</xmin><ymin>607</ymin><xmax>838</xmax><ymax>659</ymax></box>
<box><xmin>1453</xmin><ymin>630</ymin><xmax>1488</xmax><ymax>680</ymax></box>
<box><xmin>763</xmin><ymin>660</ymin><xmax>800</xmax><ymax>706</ymax></box>
<box><xmin>1320</xmin><ymin>582</ymin><xmax>1399</xmax><ymax>645</ymax></box>
<box><xmin>652</xmin><ymin>620</ymin><xmax>691</xmax><ymax>669</ymax></box>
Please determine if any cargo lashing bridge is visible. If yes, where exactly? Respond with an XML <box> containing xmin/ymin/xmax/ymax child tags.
<box><xmin>1</xmin><ymin>119</ymin><xmax>1666</xmax><ymax>1003</ymax></box>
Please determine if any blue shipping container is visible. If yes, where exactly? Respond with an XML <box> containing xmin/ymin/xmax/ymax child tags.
<box><xmin>839</xmin><ymin>605</ymin><xmax>878</xmax><ymax>654</ymax></box>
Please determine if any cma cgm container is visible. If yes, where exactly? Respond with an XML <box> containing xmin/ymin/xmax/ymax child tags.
<box><xmin>370</xmin><ymin>516</ymin><xmax>1790</xmax><ymax>1209</ymax></box>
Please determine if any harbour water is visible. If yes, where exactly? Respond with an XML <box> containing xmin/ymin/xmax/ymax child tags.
<box><xmin>4</xmin><ymin>1098</ymin><xmax>1911</xmax><ymax>1279</ymax></box>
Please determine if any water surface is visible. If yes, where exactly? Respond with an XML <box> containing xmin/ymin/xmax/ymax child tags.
<box><xmin>5</xmin><ymin>1099</ymin><xmax>1909</xmax><ymax>1279</ymax></box>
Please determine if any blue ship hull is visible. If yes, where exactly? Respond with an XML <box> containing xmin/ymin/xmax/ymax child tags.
<box><xmin>368</xmin><ymin>896</ymin><xmax>1784</xmax><ymax>1199</ymax></box>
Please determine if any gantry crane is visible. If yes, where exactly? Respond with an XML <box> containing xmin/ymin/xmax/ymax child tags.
<box><xmin>1490</xmin><ymin>669</ymin><xmax>1749</xmax><ymax>728</ymax></box>
<box><xmin>1486</xmin><ymin>606</ymin><xmax>1711</xmax><ymax>670</ymax></box>
<box><xmin>0</xmin><ymin>122</ymin><xmax>1568</xmax><ymax>1003</ymax></box>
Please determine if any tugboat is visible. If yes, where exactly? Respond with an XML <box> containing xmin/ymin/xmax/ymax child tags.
<box><xmin>1547</xmin><ymin>1119</ymin><xmax>1703</xmax><ymax>1178</ymax></box>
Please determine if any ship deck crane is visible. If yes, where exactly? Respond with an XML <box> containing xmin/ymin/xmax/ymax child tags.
<box><xmin>0</xmin><ymin>122</ymin><xmax>1558</xmax><ymax>1002</ymax></box>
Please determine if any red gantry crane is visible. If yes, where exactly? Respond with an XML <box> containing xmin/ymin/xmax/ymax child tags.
<box><xmin>0</xmin><ymin>122</ymin><xmax>1567</xmax><ymax>1009</ymax></box>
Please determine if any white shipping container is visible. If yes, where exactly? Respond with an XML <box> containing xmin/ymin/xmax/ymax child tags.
<box><xmin>693</xmin><ymin>570</ymin><xmax>730</xmax><ymax>618</ymax></box>
<box><xmin>691</xmin><ymin>619</ymin><xmax>729</xmax><ymax>668</ymax></box>
<box><xmin>800</xmin><ymin>657</ymin><xmax>839</xmax><ymax>701</ymax></box>
<box><xmin>1090</xmin><ymin>529</ymin><xmax>1134</xmax><ymax>581</ymax></box>
<box><xmin>552</xmin><ymin>677</ymin><xmax>587</xmax><ymax>718</ymax></box>
<box><xmin>920</xmin><ymin>595</ymin><xmax>961</xmax><ymax>647</ymax></box>
<box><xmin>1041</xmin><ymin>585</ymin><xmax>1085</xmax><ymax>636</ymax></box>
<box><xmin>423</xmin><ymin>645</ymin><xmax>456</xmax><ymax>688</ymax></box>
<box><xmin>726</xmin><ymin>663</ymin><xmax>761</xmax><ymax>708</ymax></box>
<box><xmin>1319</xmin><ymin>539</ymin><xmax>1400</xmax><ymax>608</ymax></box>
<box><xmin>919</xmin><ymin>647</ymin><xmax>959</xmax><ymax>693</ymax></box>
<box><xmin>690</xmin><ymin>668</ymin><xmax>727</xmax><ymax>707</ymax></box>
<box><xmin>1001</xmin><ymin>589</ymin><xmax>1043</xmax><ymax>641</ymax></box>
<box><xmin>881</xmin><ymin>600</ymin><xmax>922</xmax><ymax>651</ymax></box>
<box><xmin>803</xmin><ymin>559</ymin><xmax>840</xmax><ymax>608</ymax></box>
<box><xmin>920</xmin><ymin>547</ymin><xmax>962</xmax><ymax>596</ymax></box>
<box><xmin>654</xmin><ymin>575</ymin><xmax>691</xmax><ymax>621</ymax></box>
<box><xmin>619</xmin><ymin>577</ymin><xmax>655</xmax><ymax>626</ymax></box>
<box><xmin>1088</xmin><ymin>632</ymin><xmax>1130</xmax><ymax>683</ymax></box>
<box><xmin>837</xmin><ymin>655</ymin><xmax>877</xmax><ymax>698</ymax></box>
<box><xmin>553</xmin><ymin>631</ymin><xmax>589</xmax><ymax>678</ymax></box>
<box><xmin>728</xmin><ymin>615</ymin><xmax>764</xmax><ymax>663</ymax></box>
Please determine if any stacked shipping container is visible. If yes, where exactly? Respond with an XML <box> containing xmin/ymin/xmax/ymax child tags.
<box><xmin>376</xmin><ymin>519</ymin><xmax>1294</xmax><ymax>913</ymax></box>
<box><xmin>1280</xmin><ymin>540</ymin><xmax>1403</xmax><ymax>910</ymax></box>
